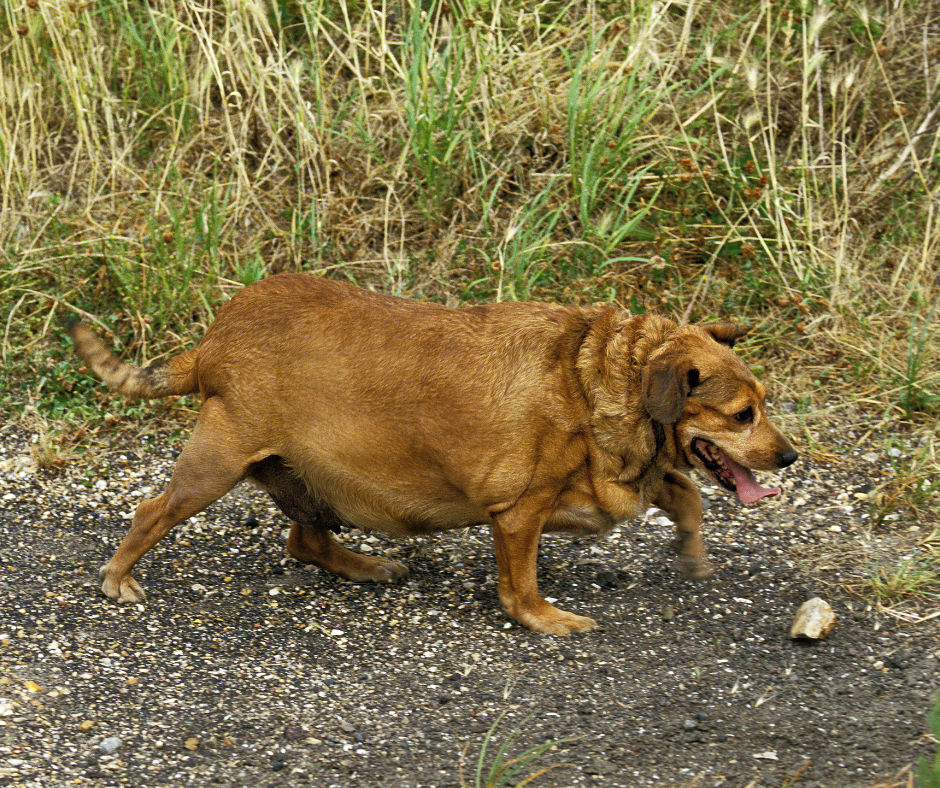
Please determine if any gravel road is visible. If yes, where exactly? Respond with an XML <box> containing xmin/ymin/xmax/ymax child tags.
<box><xmin>0</xmin><ymin>416</ymin><xmax>936</xmax><ymax>787</ymax></box>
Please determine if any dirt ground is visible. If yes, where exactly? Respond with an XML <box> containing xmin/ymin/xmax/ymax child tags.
<box><xmin>0</xmin><ymin>416</ymin><xmax>937</xmax><ymax>788</ymax></box>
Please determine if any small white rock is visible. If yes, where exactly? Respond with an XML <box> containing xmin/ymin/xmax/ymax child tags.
<box><xmin>790</xmin><ymin>597</ymin><xmax>836</xmax><ymax>640</ymax></box>
<box><xmin>98</xmin><ymin>736</ymin><xmax>122</xmax><ymax>754</ymax></box>
<box><xmin>754</xmin><ymin>750</ymin><xmax>779</xmax><ymax>760</ymax></box>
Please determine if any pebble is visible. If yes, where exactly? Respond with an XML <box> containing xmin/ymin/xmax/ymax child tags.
<box><xmin>790</xmin><ymin>597</ymin><xmax>837</xmax><ymax>640</ymax></box>
<box><xmin>589</xmin><ymin>757</ymin><xmax>620</xmax><ymax>775</ymax></box>
<box><xmin>98</xmin><ymin>737</ymin><xmax>122</xmax><ymax>754</ymax></box>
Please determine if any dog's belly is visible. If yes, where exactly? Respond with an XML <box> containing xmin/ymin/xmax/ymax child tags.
<box><xmin>340</xmin><ymin>499</ymin><xmax>484</xmax><ymax>536</ymax></box>
<box><xmin>248</xmin><ymin>453</ymin><xmax>637</xmax><ymax>539</ymax></box>
<box><xmin>247</xmin><ymin>455</ymin><xmax>489</xmax><ymax>536</ymax></box>
<box><xmin>247</xmin><ymin>456</ymin><xmax>348</xmax><ymax>532</ymax></box>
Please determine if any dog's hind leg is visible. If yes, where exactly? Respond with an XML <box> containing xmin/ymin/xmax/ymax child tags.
<box><xmin>246</xmin><ymin>455</ymin><xmax>409</xmax><ymax>583</ymax></box>
<box><xmin>654</xmin><ymin>470</ymin><xmax>715</xmax><ymax>580</ymax></box>
<box><xmin>285</xmin><ymin>522</ymin><xmax>409</xmax><ymax>583</ymax></box>
<box><xmin>99</xmin><ymin>397</ymin><xmax>261</xmax><ymax>603</ymax></box>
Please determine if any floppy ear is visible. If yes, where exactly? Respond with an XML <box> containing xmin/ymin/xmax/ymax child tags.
<box><xmin>642</xmin><ymin>351</ymin><xmax>698</xmax><ymax>424</ymax></box>
<box><xmin>703</xmin><ymin>323</ymin><xmax>748</xmax><ymax>348</ymax></box>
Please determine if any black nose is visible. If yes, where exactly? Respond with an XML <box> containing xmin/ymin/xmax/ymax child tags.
<box><xmin>778</xmin><ymin>449</ymin><xmax>799</xmax><ymax>467</ymax></box>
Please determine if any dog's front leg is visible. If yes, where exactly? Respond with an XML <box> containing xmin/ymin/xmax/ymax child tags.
<box><xmin>654</xmin><ymin>471</ymin><xmax>715</xmax><ymax>580</ymax></box>
<box><xmin>491</xmin><ymin>505</ymin><xmax>597</xmax><ymax>635</ymax></box>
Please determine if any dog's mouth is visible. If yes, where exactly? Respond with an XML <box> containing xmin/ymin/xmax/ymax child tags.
<box><xmin>691</xmin><ymin>438</ymin><xmax>780</xmax><ymax>505</ymax></box>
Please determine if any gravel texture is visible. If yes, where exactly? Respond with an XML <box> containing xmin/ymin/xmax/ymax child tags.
<box><xmin>0</xmin><ymin>416</ymin><xmax>937</xmax><ymax>788</ymax></box>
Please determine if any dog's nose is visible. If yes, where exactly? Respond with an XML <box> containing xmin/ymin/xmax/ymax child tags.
<box><xmin>778</xmin><ymin>449</ymin><xmax>799</xmax><ymax>467</ymax></box>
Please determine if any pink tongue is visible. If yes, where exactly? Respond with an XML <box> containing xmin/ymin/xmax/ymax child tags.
<box><xmin>721</xmin><ymin>451</ymin><xmax>781</xmax><ymax>504</ymax></box>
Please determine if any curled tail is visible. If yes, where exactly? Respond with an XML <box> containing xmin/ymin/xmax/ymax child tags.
<box><xmin>67</xmin><ymin>319</ymin><xmax>199</xmax><ymax>400</ymax></box>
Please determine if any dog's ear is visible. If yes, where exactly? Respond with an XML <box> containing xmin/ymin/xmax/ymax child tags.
<box><xmin>703</xmin><ymin>323</ymin><xmax>748</xmax><ymax>348</ymax></box>
<box><xmin>642</xmin><ymin>351</ymin><xmax>698</xmax><ymax>424</ymax></box>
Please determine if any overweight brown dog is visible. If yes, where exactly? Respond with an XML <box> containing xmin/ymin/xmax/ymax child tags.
<box><xmin>69</xmin><ymin>273</ymin><xmax>797</xmax><ymax>635</ymax></box>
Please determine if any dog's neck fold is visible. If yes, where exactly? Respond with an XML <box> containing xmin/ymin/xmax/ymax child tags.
<box><xmin>574</xmin><ymin>309</ymin><xmax>679</xmax><ymax>506</ymax></box>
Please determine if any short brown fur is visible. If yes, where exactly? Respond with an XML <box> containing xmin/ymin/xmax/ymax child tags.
<box><xmin>70</xmin><ymin>274</ymin><xmax>797</xmax><ymax>634</ymax></box>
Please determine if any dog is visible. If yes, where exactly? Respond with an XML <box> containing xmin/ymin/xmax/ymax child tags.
<box><xmin>69</xmin><ymin>273</ymin><xmax>797</xmax><ymax>635</ymax></box>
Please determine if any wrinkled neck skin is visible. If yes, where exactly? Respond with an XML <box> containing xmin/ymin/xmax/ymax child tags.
<box><xmin>574</xmin><ymin>309</ymin><xmax>681</xmax><ymax>519</ymax></box>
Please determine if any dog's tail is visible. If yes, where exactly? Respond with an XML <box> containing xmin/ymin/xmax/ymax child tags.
<box><xmin>67</xmin><ymin>318</ymin><xmax>199</xmax><ymax>400</ymax></box>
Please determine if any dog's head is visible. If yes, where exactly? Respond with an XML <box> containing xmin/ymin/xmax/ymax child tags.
<box><xmin>642</xmin><ymin>323</ymin><xmax>797</xmax><ymax>503</ymax></box>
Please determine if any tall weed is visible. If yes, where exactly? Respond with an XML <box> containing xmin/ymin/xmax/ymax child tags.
<box><xmin>564</xmin><ymin>25</ymin><xmax>667</xmax><ymax>258</ymax></box>
<box><xmin>402</xmin><ymin>3</ymin><xmax>487</xmax><ymax>221</ymax></box>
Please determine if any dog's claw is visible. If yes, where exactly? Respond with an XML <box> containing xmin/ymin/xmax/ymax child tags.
<box><xmin>99</xmin><ymin>564</ymin><xmax>147</xmax><ymax>603</ymax></box>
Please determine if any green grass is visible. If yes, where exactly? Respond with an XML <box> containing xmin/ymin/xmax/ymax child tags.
<box><xmin>402</xmin><ymin>1</ymin><xmax>488</xmax><ymax>222</ymax></box>
<box><xmin>899</xmin><ymin>292</ymin><xmax>940</xmax><ymax>419</ymax></box>
<box><xmin>460</xmin><ymin>711</ymin><xmax>572</xmax><ymax>788</ymax></box>
<box><xmin>864</xmin><ymin>554</ymin><xmax>940</xmax><ymax>607</ymax></box>
<box><xmin>919</xmin><ymin>696</ymin><xmax>940</xmax><ymax>788</ymax></box>
<box><xmin>563</xmin><ymin>22</ymin><xmax>668</xmax><ymax>258</ymax></box>
<box><xmin>870</xmin><ymin>432</ymin><xmax>940</xmax><ymax>528</ymax></box>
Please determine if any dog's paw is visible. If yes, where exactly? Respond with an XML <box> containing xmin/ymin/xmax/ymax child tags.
<box><xmin>537</xmin><ymin>611</ymin><xmax>598</xmax><ymax>636</ymax></box>
<box><xmin>513</xmin><ymin>604</ymin><xmax>598</xmax><ymax>635</ymax></box>
<box><xmin>363</xmin><ymin>558</ymin><xmax>410</xmax><ymax>584</ymax></box>
<box><xmin>676</xmin><ymin>555</ymin><xmax>715</xmax><ymax>580</ymax></box>
<box><xmin>337</xmin><ymin>554</ymin><xmax>410</xmax><ymax>584</ymax></box>
<box><xmin>99</xmin><ymin>564</ymin><xmax>147</xmax><ymax>603</ymax></box>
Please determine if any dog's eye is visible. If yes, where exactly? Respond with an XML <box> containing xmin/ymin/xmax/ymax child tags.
<box><xmin>733</xmin><ymin>406</ymin><xmax>754</xmax><ymax>424</ymax></box>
